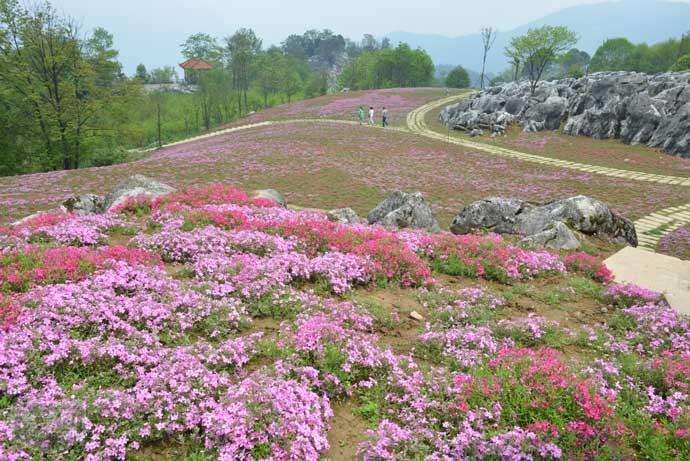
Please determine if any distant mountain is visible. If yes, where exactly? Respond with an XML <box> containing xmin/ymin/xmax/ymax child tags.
<box><xmin>386</xmin><ymin>0</ymin><xmax>690</xmax><ymax>73</ymax></box>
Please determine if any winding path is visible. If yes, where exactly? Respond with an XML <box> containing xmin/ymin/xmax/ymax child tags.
<box><xmin>148</xmin><ymin>94</ymin><xmax>690</xmax><ymax>253</ymax></box>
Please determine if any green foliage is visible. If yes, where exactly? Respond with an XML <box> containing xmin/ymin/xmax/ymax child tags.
<box><xmin>590</xmin><ymin>34</ymin><xmax>690</xmax><ymax>73</ymax></box>
<box><xmin>671</xmin><ymin>54</ymin><xmax>690</xmax><ymax>71</ymax></box>
<box><xmin>339</xmin><ymin>43</ymin><xmax>435</xmax><ymax>90</ymax></box>
<box><xmin>445</xmin><ymin>65</ymin><xmax>470</xmax><ymax>88</ymax></box>
<box><xmin>180</xmin><ymin>32</ymin><xmax>222</xmax><ymax>62</ymax></box>
<box><xmin>505</xmin><ymin>25</ymin><xmax>578</xmax><ymax>93</ymax></box>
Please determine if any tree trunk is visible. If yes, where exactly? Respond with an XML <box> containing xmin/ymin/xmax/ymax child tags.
<box><xmin>156</xmin><ymin>102</ymin><xmax>162</xmax><ymax>148</ymax></box>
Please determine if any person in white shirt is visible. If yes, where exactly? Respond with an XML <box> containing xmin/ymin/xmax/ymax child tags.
<box><xmin>368</xmin><ymin>106</ymin><xmax>375</xmax><ymax>125</ymax></box>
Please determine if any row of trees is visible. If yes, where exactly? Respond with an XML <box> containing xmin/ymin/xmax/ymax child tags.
<box><xmin>0</xmin><ymin>0</ymin><xmax>134</xmax><ymax>174</ymax></box>
<box><xmin>339</xmin><ymin>41</ymin><xmax>435</xmax><ymax>90</ymax></box>
<box><xmin>490</xmin><ymin>28</ymin><xmax>690</xmax><ymax>89</ymax></box>
<box><xmin>589</xmin><ymin>35</ymin><xmax>690</xmax><ymax>73</ymax></box>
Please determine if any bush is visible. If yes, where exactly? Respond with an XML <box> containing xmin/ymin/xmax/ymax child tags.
<box><xmin>445</xmin><ymin>65</ymin><xmax>471</xmax><ymax>88</ymax></box>
<box><xmin>671</xmin><ymin>54</ymin><xmax>690</xmax><ymax>71</ymax></box>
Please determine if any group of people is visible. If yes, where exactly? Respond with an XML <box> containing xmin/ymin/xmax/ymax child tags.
<box><xmin>358</xmin><ymin>106</ymin><xmax>389</xmax><ymax>127</ymax></box>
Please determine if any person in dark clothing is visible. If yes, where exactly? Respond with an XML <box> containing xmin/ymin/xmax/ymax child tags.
<box><xmin>382</xmin><ymin>107</ymin><xmax>389</xmax><ymax>127</ymax></box>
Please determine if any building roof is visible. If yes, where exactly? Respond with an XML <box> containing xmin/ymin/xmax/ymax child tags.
<box><xmin>179</xmin><ymin>58</ymin><xmax>214</xmax><ymax>70</ymax></box>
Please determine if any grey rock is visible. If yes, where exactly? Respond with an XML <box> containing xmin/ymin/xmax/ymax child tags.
<box><xmin>328</xmin><ymin>208</ymin><xmax>364</xmax><ymax>224</ymax></box>
<box><xmin>368</xmin><ymin>191</ymin><xmax>441</xmax><ymax>233</ymax></box>
<box><xmin>440</xmin><ymin>71</ymin><xmax>690</xmax><ymax>157</ymax></box>
<box><xmin>469</xmin><ymin>128</ymin><xmax>484</xmax><ymax>137</ymax></box>
<box><xmin>104</xmin><ymin>175</ymin><xmax>175</xmax><ymax>211</ymax></box>
<box><xmin>521</xmin><ymin>221</ymin><xmax>581</xmax><ymax>250</ymax></box>
<box><xmin>251</xmin><ymin>189</ymin><xmax>286</xmax><ymax>207</ymax></box>
<box><xmin>450</xmin><ymin>197</ymin><xmax>527</xmax><ymax>235</ymax></box>
<box><xmin>63</xmin><ymin>194</ymin><xmax>105</xmax><ymax>215</ymax></box>
<box><xmin>450</xmin><ymin>195</ymin><xmax>637</xmax><ymax>249</ymax></box>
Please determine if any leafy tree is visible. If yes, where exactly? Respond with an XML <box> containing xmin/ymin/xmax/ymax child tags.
<box><xmin>85</xmin><ymin>27</ymin><xmax>122</xmax><ymax>86</ymax></box>
<box><xmin>559</xmin><ymin>48</ymin><xmax>590</xmax><ymax>77</ymax></box>
<box><xmin>225</xmin><ymin>28</ymin><xmax>262</xmax><ymax>115</ymax></box>
<box><xmin>0</xmin><ymin>0</ymin><xmax>129</xmax><ymax>170</ymax></box>
<box><xmin>671</xmin><ymin>54</ymin><xmax>690</xmax><ymax>71</ymax></box>
<box><xmin>479</xmin><ymin>27</ymin><xmax>497</xmax><ymax>89</ymax></box>
<box><xmin>180</xmin><ymin>32</ymin><xmax>222</xmax><ymax>62</ymax></box>
<box><xmin>254</xmin><ymin>49</ymin><xmax>284</xmax><ymax>107</ymax></box>
<box><xmin>148</xmin><ymin>66</ymin><xmax>178</xmax><ymax>84</ymax></box>
<box><xmin>135</xmin><ymin>63</ymin><xmax>149</xmax><ymax>82</ymax></box>
<box><xmin>505</xmin><ymin>25</ymin><xmax>578</xmax><ymax>93</ymax></box>
<box><xmin>339</xmin><ymin>43</ymin><xmax>434</xmax><ymax>90</ymax></box>
<box><xmin>590</xmin><ymin>38</ymin><xmax>635</xmax><ymax>71</ymax></box>
<box><xmin>445</xmin><ymin>66</ymin><xmax>470</xmax><ymax>88</ymax></box>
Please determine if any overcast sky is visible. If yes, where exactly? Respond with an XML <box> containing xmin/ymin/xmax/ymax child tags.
<box><xmin>52</xmin><ymin>0</ymin><xmax>690</xmax><ymax>73</ymax></box>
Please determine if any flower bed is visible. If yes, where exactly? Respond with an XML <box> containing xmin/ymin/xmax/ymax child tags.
<box><xmin>1</xmin><ymin>184</ymin><xmax>688</xmax><ymax>460</ymax></box>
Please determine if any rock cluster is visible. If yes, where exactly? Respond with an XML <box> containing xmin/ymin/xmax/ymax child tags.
<box><xmin>367</xmin><ymin>191</ymin><xmax>441</xmax><ymax>233</ymax></box>
<box><xmin>450</xmin><ymin>195</ymin><xmax>638</xmax><ymax>249</ymax></box>
<box><xmin>62</xmin><ymin>175</ymin><xmax>176</xmax><ymax>214</ymax></box>
<box><xmin>440</xmin><ymin>71</ymin><xmax>690</xmax><ymax>157</ymax></box>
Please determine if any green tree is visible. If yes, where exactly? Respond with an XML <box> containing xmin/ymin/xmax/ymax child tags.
<box><xmin>559</xmin><ymin>48</ymin><xmax>590</xmax><ymax>77</ymax></box>
<box><xmin>479</xmin><ymin>27</ymin><xmax>497</xmax><ymax>89</ymax></box>
<box><xmin>180</xmin><ymin>32</ymin><xmax>222</xmax><ymax>62</ymax></box>
<box><xmin>0</xmin><ymin>0</ymin><xmax>128</xmax><ymax>171</ymax></box>
<box><xmin>590</xmin><ymin>38</ymin><xmax>636</xmax><ymax>71</ymax></box>
<box><xmin>671</xmin><ymin>54</ymin><xmax>690</xmax><ymax>71</ymax></box>
<box><xmin>445</xmin><ymin>66</ymin><xmax>470</xmax><ymax>88</ymax></box>
<box><xmin>254</xmin><ymin>49</ymin><xmax>283</xmax><ymax>107</ymax></box>
<box><xmin>148</xmin><ymin>66</ymin><xmax>177</xmax><ymax>83</ymax></box>
<box><xmin>505</xmin><ymin>25</ymin><xmax>578</xmax><ymax>94</ymax></box>
<box><xmin>135</xmin><ymin>63</ymin><xmax>149</xmax><ymax>82</ymax></box>
<box><xmin>225</xmin><ymin>28</ymin><xmax>261</xmax><ymax>115</ymax></box>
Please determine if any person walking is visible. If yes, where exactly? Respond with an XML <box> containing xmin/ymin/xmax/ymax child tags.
<box><xmin>357</xmin><ymin>106</ymin><xmax>365</xmax><ymax>125</ymax></box>
<box><xmin>381</xmin><ymin>106</ymin><xmax>389</xmax><ymax>127</ymax></box>
<box><xmin>368</xmin><ymin>106</ymin><xmax>375</xmax><ymax>126</ymax></box>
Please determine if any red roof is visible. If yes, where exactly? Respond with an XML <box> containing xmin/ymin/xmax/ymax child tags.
<box><xmin>179</xmin><ymin>58</ymin><xmax>213</xmax><ymax>70</ymax></box>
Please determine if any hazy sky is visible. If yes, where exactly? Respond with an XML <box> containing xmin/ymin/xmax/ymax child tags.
<box><xmin>51</xmin><ymin>0</ymin><xmax>690</xmax><ymax>73</ymax></box>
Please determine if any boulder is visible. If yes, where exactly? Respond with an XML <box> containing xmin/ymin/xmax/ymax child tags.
<box><xmin>450</xmin><ymin>197</ymin><xmax>527</xmax><ymax>235</ymax></box>
<box><xmin>103</xmin><ymin>175</ymin><xmax>175</xmax><ymax>212</ymax></box>
<box><xmin>440</xmin><ymin>71</ymin><xmax>690</xmax><ymax>157</ymax></box>
<box><xmin>251</xmin><ymin>189</ymin><xmax>286</xmax><ymax>207</ymax></box>
<box><xmin>521</xmin><ymin>221</ymin><xmax>581</xmax><ymax>250</ymax></box>
<box><xmin>62</xmin><ymin>194</ymin><xmax>105</xmax><ymax>215</ymax></box>
<box><xmin>450</xmin><ymin>195</ymin><xmax>637</xmax><ymax>249</ymax></box>
<box><xmin>327</xmin><ymin>208</ymin><xmax>364</xmax><ymax>224</ymax></box>
<box><xmin>368</xmin><ymin>191</ymin><xmax>441</xmax><ymax>233</ymax></box>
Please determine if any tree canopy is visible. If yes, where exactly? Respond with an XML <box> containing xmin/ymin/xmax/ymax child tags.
<box><xmin>505</xmin><ymin>25</ymin><xmax>578</xmax><ymax>93</ymax></box>
<box><xmin>446</xmin><ymin>66</ymin><xmax>470</xmax><ymax>88</ymax></box>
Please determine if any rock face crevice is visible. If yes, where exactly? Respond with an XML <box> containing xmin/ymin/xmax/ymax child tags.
<box><xmin>450</xmin><ymin>195</ymin><xmax>638</xmax><ymax>249</ymax></box>
<box><xmin>440</xmin><ymin>71</ymin><xmax>690</xmax><ymax>157</ymax></box>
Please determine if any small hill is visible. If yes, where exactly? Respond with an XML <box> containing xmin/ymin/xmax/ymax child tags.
<box><xmin>387</xmin><ymin>0</ymin><xmax>690</xmax><ymax>72</ymax></box>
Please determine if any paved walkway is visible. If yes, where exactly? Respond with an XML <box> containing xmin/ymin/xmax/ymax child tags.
<box><xmin>605</xmin><ymin>246</ymin><xmax>690</xmax><ymax>314</ymax></box>
<box><xmin>145</xmin><ymin>95</ymin><xmax>690</xmax><ymax>255</ymax></box>
<box><xmin>406</xmin><ymin>96</ymin><xmax>690</xmax><ymax>187</ymax></box>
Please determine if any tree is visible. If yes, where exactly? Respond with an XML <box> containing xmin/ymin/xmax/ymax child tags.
<box><xmin>671</xmin><ymin>54</ymin><xmax>690</xmax><ymax>71</ymax></box>
<box><xmin>506</xmin><ymin>25</ymin><xmax>578</xmax><ymax>94</ymax></box>
<box><xmin>559</xmin><ymin>48</ymin><xmax>590</xmax><ymax>77</ymax></box>
<box><xmin>479</xmin><ymin>27</ymin><xmax>497</xmax><ymax>89</ymax></box>
<box><xmin>135</xmin><ymin>63</ymin><xmax>149</xmax><ymax>82</ymax></box>
<box><xmin>446</xmin><ymin>66</ymin><xmax>470</xmax><ymax>88</ymax></box>
<box><xmin>504</xmin><ymin>46</ymin><xmax>521</xmax><ymax>81</ymax></box>
<box><xmin>590</xmin><ymin>38</ymin><xmax>635</xmax><ymax>71</ymax></box>
<box><xmin>148</xmin><ymin>66</ymin><xmax>177</xmax><ymax>83</ymax></box>
<box><xmin>180</xmin><ymin>32</ymin><xmax>221</xmax><ymax>62</ymax></box>
<box><xmin>225</xmin><ymin>28</ymin><xmax>261</xmax><ymax>115</ymax></box>
<box><xmin>254</xmin><ymin>49</ymin><xmax>283</xmax><ymax>107</ymax></box>
<box><xmin>0</xmin><ymin>0</ymin><xmax>128</xmax><ymax>170</ymax></box>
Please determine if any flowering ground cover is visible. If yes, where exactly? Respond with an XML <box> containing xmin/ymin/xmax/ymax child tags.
<box><xmin>1</xmin><ymin>123</ymin><xmax>687</xmax><ymax>227</ymax></box>
<box><xmin>239</xmin><ymin>88</ymin><xmax>456</xmax><ymax>127</ymax></box>
<box><xmin>1</xmin><ymin>183</ymin><xmax>688</xmax><ymax>460</ymax></box>
<box><xmin>657</xmin><ymin>225</ymin><xmax>690</xmax><ymax>260</ymax></box>
<box><xmin>424</xmin><ymin>111</ymin><xmax>690</xmax><ymax>177</ymax></box>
